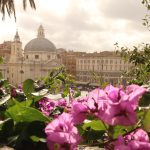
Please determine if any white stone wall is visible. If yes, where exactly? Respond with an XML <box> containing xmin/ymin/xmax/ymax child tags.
<box><xmin>24</xmin><ymin>51</ymin><xmax>57</xmax><ymax>62</ymax></box>
<box><xmin>76</xmin><ymin>55</ymin><xmax>131</xmax><ymax>85</ymax></box>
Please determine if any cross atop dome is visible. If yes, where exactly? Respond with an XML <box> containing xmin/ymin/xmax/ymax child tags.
<box><xmin>37</xmin><ymin>25</ymin><xmax>45</xmax><ymax>38</ymax></box>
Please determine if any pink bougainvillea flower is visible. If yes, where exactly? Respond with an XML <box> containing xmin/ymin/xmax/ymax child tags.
<box><xmin>104</xmin><ymin>84</ymin><xmax>146</xmax><ymax>107</ymax></box>
<box><xmin>104</xmin><ymin>85</ymin><xmax>128</xmax><ymax>104</ymax></box>
<box><xmin>39</xmin><ymin>97</ymin><xmax>68</xmax><ymax>117</ymax></box>
<box><xmin>45</xmin><ymin>113</ymin><xmax>81</xmax><ymax>150</ymax></box>
<box><xmin>85</xmin><ymin>88</ymin><xmax>108</xmax><ymax>115</ymax></box>
<box><xmin>39</xmin><ymin>97</ymin><xmax>56</xmax><ymax>116</ymax></box>
<box><xmin>71</xmin><ymin>101</ymin><xmax>88</xmax><ymax>124</ymax></box>
<box><xmin>57</xmin><ymin>98</ymin><xmax>67</xmax><ymax>107</ymax></box>
<box><xmin>112</xmin><ymin>129</ymin><xmax>150</xmax><ymax>150</ymax></box>
<box><xmin>18</xmin><ymin>84</ymin><xmax>23</xmax><ymax>92</ymax></box>
<box><xmin>99</xmin><ymin>101</ymin><xmax>137</xmax><ymax>126</ymax></box>
<box><xmin>97</xmin><ymin>84</ymin><xmax>146</xmax><ymax>126</ymax></box>
<box><xmin>11</xmin><ymin>88</ymin><xmax>17</xmax><ymax>97</ymax></box>
<box><xmin>69</xmin><ymin>88</ymin><xmax>105</xmax><ymax>125</ymax></box>
<box><xmin>126</xmin><ymin>84</ymin><xmax>146</xmax><ymax>109</ymax></box>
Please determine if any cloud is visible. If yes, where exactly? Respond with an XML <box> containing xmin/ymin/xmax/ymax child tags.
<box><xmin>0</xmin><ymin>0</ymin><xmax>149</xmax><ymax>52</ymax></box>
<box><xmin>97</xmin><ymin>0</ymin><xmax>146</xmax><ymax>20</ymax></box>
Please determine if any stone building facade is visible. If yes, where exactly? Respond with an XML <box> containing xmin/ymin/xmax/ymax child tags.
<box><xmin>0</xmin><ymin>41</ymin><xmax>11</xmax><ymax>78</ymax></box>
<box><xmin>1</xmin><ymin>25</ymin><xmax>61</xmax><ymax>85</ymax></box>
<box><xmin>0</xmin><ymin>41</ymin><xmax>11</xmax><ymax>61</ymax></box>
<box><xmin>76</xmin><ymin>51</ymin><xmax>132</xmax><ymax>85</ymax></box>
<box><xmin>0</xmin><ymin>25</ymin><xmax>132</xmax><ymax>86</ymax></box>
<box><xmin>58</xmin><ymin>50</ymin><xmax>85</xmax><ymax>77</ymax></box>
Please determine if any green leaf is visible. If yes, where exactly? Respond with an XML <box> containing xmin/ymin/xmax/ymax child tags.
<box><xmin>32</xmin><ymin>95</ymin><xmax>44</xmax><ymax>102</ymax></box>
<box><xmin>6</xmin><ymin>104</ymin><xmax>50</xmax><ymax>122</ymax></box>
<box><xmin>143</xmin><ymin>109</ymin><xmax>150</xmax><ymax>131</ymax></box>
<box><xmin>76</xmin><ymin>125</ymin><xmax>85</xmax><ymax>136</ymax></box>
<box><xmin>20</xmin><ymin>99</ymin><xmax>33</xmax><ymax>107</ymax></box>
<box><xmin>82</xmin><ymin>129</ymin><xmax>105</xmax><ymax>141</ymax></box>
<box><xmin>0</xmin><ymin>79</ymin><xmax>8</xmax><ymax>87</ymax></box>
<box><xmin>139</xmin><ymin>92</ymin><xmax>150</xmax><ymax>107</ymax></box>
<box><xmin>82</xmin><ymin>120</ymin><xmax>107</xmax><ymax>131</ymax></box>
<box><xmin>74</xmin><ymin>90</ymin><xmax>81</xmax><ymax>98</ymax></box>
<box><xmin>112</xmin><ymin>125</ymin><xmax>133</xmax><ymax>139</ymax></box>
<box><xmin>30</xmin><ymin>135</ymin><xmax>46</xmax><ymax>142</ymax></box>
<box><xmin>23</xmin><ymin>79</ymin><xmax>34</xmax><ymax>95</ymax></box>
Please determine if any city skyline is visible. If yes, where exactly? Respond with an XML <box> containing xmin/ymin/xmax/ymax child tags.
<box><xmin>0</xmin><ymin>0</ymin><xmax>149</xmax><ymax>52</ymax></box>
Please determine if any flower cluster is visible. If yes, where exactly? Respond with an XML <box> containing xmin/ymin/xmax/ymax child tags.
<box><xmin>45</xmin><ymin>113</ymin><xmax>81</xmax><ymax>150</ymax></box>
<box><xmin>11</xmin><ymin>84</ymin><xmax>23</xmax><ymax>98</ymax></box>
<box><xmin>40</xmin><ymin>84</ymin><xmax>148</xmax><ymax>150</ymax></box>
<box><xmin>112</xmin><ymin>129</ymin><xmax>150</xmax><ymax>150</ymax></box>
<box><xmin>39</xmin><ymin>97</ymin><xmax>67</xmax><ymax>117</ymax></box>
<box><xmin>71</xmin><ymin>84</ymin><xmax>146</xmax><ymax>126</ymax></box>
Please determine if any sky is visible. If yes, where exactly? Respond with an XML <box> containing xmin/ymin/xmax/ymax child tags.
<box><xmin>0</xmin><ymin>0</ymin><xmax>149</xmax><ymax>52</ymax></box>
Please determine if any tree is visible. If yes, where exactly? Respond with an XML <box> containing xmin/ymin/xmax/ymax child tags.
<box><xmin>114</xmin><ymin>0</ymin><xmax>150</xmax><ymax>85</ymax></box>
<box><xmin>0</xmin><ymin>0</ymin><xmax>36</xmax><ymax>20</ymax></box>
<box><xmin>115</xmin><ymin>43</ymin><xmax>150</xmax><ymax>85</ymax></box>
<box><xmin>142</xmin><ymin>0</ymin><xmax>150</xmax><ymax>29</ymax></box>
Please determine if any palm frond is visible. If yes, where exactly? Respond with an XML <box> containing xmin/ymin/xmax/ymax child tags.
<box><xmin>29</xmin><ymin>0</ymin><xmax>36</xmax><ymax>9</ymax></box>
<box><xmin>23</xmin><ymin>0</ymin><xmax>36</xmax><ymax>10</ymax></box>
<box><xmin>0</xmin><ymin>0</ymin><xmax>36</xmax><ymax>20</ymax></box>
<box><xmin>0</xmin><ymin>0</ymin><xmax>15</xmax><ymax>20</ymax></box>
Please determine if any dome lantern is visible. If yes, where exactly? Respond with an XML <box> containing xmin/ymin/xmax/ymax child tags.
<box><xmin>37</xmin><ymin>25</ymin><xmax>45</xmax><ymax>38</ymax></box>
<box><xmin>24</xmin><ymin>25</ymin><xmax>56</xmax><ymax>52</ymax></box>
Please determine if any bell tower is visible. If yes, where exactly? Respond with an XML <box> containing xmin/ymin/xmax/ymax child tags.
<box><xmin>14</xmin><ymin>30</ymin><xmax>20</xmax><ymax>42</ymax></box>
<box><xmin>10</xmin><ymin>30</ymin><xmax>23</xmax><ymax>62</ymax></box>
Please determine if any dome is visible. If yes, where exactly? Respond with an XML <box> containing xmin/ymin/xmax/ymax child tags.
<box><xmin>24</xmin><ymin>38</ymin><xmax>56</xmax><ymax>52</ymax></box>
<box><xmin>24</xmin><ymin>25</ymin><xmax>56</xmax><ymax>52</ymax></box>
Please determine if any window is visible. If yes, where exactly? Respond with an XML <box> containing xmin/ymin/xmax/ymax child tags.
<box><xmin>26</xmin><ymin>55</ymin><xmax>28</xmax><ymax>59</ymax></box>
<box><xmin>110</xmin><ymin>66</ymin><xmax>112</xmax><ymax>70</ymax></box>
<box><xmin>20</xmin><ymin>70</ymin><xmax>24</xmax><ymax>74</ymax></box>
<box><xmin>92</xmin><ymin>60</ymin><xmax>95</xmax><ymax>64</ymax></box>
<box><xmin>35</xmin><ymin>55</ymin><xmax>39</xmax><ymax>59</ymax></box>
<box><xmin>47</xmin><ymin>55</ymin><xmax>51</xmax><ymax>59</ymax></box>
<box><xmin>115</xmin><ymin>60</ymin><xmax>117</xmax><ymax>64</ymax></box>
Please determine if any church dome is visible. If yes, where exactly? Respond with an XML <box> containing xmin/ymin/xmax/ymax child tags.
<box><xmin>24</xmin><ymin>25</ymin><xmax>56</xmax><ymax>52</ymax></box>
<box><xmin>24</xmin><ymin>38</ymin><xmax>56</xmax><ymax>52</ymax></box>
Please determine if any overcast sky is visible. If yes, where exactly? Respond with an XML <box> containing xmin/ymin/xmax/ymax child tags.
<box><xmin>0</xmin><ymin>0</ymin><xmax>149</xmax><ymax>52</ymax></box>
